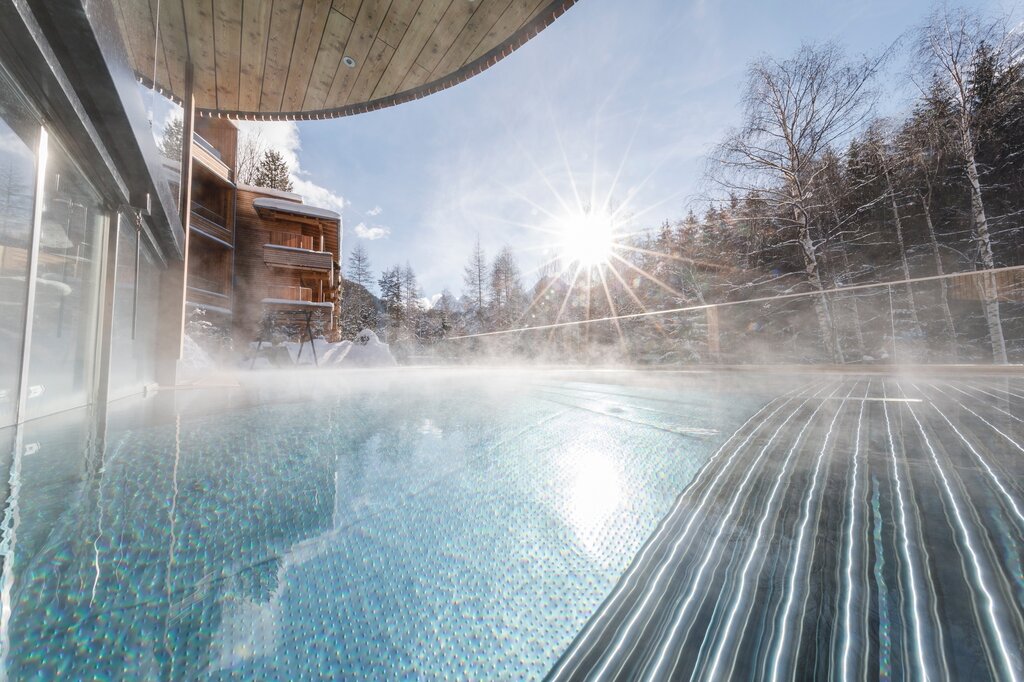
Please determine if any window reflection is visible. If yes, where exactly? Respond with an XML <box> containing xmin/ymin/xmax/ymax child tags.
<box><xmin>25</xmin><ymin>141</ymin><xmax>105</xmax><ymax>418</ymax></box>
<box><xmin>0</xmin><ymin>65</ymin><xmax>39</xmax><ymax>426</ymax></box>
<box><xmin>109</xmin><ymin>215</ymin><xmax>160</xmax><ymax>397</ymax></box>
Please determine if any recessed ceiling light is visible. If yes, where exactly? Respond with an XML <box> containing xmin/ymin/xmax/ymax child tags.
<box><xmin>343</xmin><ymin>56</ymin><xmax>357</xmax><ymax>68</ymax></box>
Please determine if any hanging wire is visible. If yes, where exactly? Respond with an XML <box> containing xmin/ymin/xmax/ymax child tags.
<box><xmin>148</xmin><ymin>0</ymin><xmax>163</xmax><ymax>128</ymax></box>
<box><xmin>446</xmin><ymin>264</ymin><xmax>1024</xmax><ymax>340</ymax></box>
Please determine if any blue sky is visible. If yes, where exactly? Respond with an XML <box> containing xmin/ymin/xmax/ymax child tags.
<box><xmin>162</xmin><ymin>0</ymin><xmax>1010</xmax><ymax>299</ymax></box>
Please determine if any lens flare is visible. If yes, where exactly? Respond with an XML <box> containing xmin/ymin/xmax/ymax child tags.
<box><xmin>558</xmin><ymin>209</ymin><xmax>615</xmax><ymax>267</ymax></box>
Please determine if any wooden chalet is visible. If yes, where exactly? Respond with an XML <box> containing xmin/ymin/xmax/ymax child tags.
<box><xmin>178</xmin><ymin>120</ymin><xmax>342</xmax><ymax>342</ymax></box>
<box><xmin>108</xmin><ymin>0</ymin><xmax>576</xmax><ymax>373</ymax></box>
<box><xmin>236</xmin><ymin>188</ymin><xmax>341</xmax><ymax>338</ymax></box>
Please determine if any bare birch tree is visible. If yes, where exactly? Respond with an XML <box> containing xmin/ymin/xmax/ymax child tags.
<box><xmin>900</xmin><ymin>95</ymin><xmax>960</xmax><ymax>358</ymax></box>
<box><xmin>235</xmin><ymin>129</ymin><xmax>268</xmax><ymax>186</ymax></box>
<box><xmin>709</xmin><ymin>43</ymin><xmax>886</xmax><ymax>361</ymax></box>
<box><xmin>915</xmin><ymin>6</ymin><xmax>1018</xmax><ymax>362</ymax></box>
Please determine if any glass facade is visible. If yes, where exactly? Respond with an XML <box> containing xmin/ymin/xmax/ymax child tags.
<box><xmin>0</xmin><ymin>57</ymin><xmax>168</xmax><ymax>427</ymax></box>
<box><xmin>109</xmin><ymin>213</ymin><xmax>161</xmax><ymax>398</ymax></box>
<box><xmin>0</xmin><ymin>65</ymin><xmax>39</xmax><ymax>426</ymax></box>
<box><xmin>24</xmin><ymin>138</ymin><xmax>106</xmax><ymax>420</ymax></box>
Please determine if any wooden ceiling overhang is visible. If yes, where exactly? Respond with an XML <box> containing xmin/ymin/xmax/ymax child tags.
<box><xmin>115</xmin><ymin>0</ymin><xmax>577</xmax><ymax>121</ymax></box>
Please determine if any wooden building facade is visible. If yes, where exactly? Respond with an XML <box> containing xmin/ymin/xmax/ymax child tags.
<box><xmin>182</xmin><ymin>120</ymin><xmax>342</xmax><ymax>342</ymax></box>
<box><xmin>234</xmin><ymin>187</ymin><xmax>341</xmax><ymax>339</ymax></box>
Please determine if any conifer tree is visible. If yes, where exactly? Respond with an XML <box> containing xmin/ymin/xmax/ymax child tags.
<box><xmin>159</xmin><ymin>116</ymin><xmax>183</xmax><ymax>161</ymax></box>
<box><xmin>253</xmin><ymin>150</ymin><xmax>294</xmax><ymax>192</ymax></box>
<box><xmin>378</xmin><ymin>265</ymin><xmax>404</xmax><ymax>329</ymax></box>
<box><xmin>347</xmin><ymin>244</ymin><xmax>372</xmax><ymax>288</ymax></box>
<box><xmin>462</xmin><ymin>237</ymin><xmax>487</xmax><ymax>325</ymax></box>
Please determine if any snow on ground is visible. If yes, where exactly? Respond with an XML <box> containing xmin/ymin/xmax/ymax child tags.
<box><xmin>282</xmin><ymin>337</ymin><xmax>337</xmax><ymax>365</ymax></box>
<box><xmin>320</xmin><ymin>340</ymin><xmax>352</xmax><ymax>365</ymax></box>
<box><xmin>180</xmin><ymin>334</ymin><xmax>216</xmax><ymax>378</ymax></box>
<box><xmin>338</xmin><ymin>329</ymin><xmax>397</xmax><ymax>368</ymax></box>
<box><xmin>250</xmin><ymin>329</ymin><xmax>395</xmax><ymax>369</ymax></box>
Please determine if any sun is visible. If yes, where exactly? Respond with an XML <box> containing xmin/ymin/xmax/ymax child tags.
<box><xmin>558</xmin><ymin>209</ymin><xmax>615</xmax><ymax>267</ymax></box>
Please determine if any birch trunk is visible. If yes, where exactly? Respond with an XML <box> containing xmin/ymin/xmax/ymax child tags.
<box><xmin>881</xmin><ymin>163</ymin><xmax>923</xmax><ymax>336</ymax></box>
<box><xmin>919</xmin><ymin>189</ymin><xmax>959</xmax><ymax>360</ymax></box>
<box><xmin>796</xmin><ymin>206</ymin><xmax>841</xmax><ymax>363</ymax></box>
<box><xmin>963</xmin><ymin>137</ymin><xmax>1007</xmax><ymax>363</ymax></box>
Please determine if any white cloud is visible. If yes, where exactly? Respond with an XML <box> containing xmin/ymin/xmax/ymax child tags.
<box><xmin>353</xmin><ymin>222</ymin><xmax>390</xmax><ymax>240</ymax></box>
<box><xmin>235</xmin><ymin>120</ymin><xmax>346</xmax><ymax>215</ymax></box>
<box><xmin>366</xmin><ymin>206</ymin><xmax>383</xmax><ymax>216</ymax></box>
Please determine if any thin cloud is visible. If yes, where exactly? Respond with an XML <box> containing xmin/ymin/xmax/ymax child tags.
<box><xmin>367</xmin><ymin>206</ymin><xmax>383</xmax><ymax>216</ymax></box>
<box><xmin>354</xmin><ymin>222</ymin><xmax>390</xmax><ymax>240</ymax></box>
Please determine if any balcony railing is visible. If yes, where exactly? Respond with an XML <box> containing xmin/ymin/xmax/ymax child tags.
<box><xmin>266</xmin><ymin>284</ymin><xmax>312</xmax><ymax>302</ymax></box>
<box><xmin>269</xmin><ymin>231</ymin><xmax>317</xmax><ymax>251</ymax></box>
<box><xmin>190</xmin><ymin>202</ymin><xmax>232</xmax><ymax>244</ymax></box>
<box><xmin>186</xmin><ymin>280</ymin><xmax>231</xmax><ymax>311</ymax></box>
<box><xmin>192</xmin><ymin>137</ymin><xmax>232</xmax><ymax>183</ymax></box>
<box><xmin>194</xmin><ymin>133</ymin><xmax>221</xmax><ymax>160</ymax></box>
<box><xmin>263</xmin><ymin>243</ymin><xmax>332</xmax><ymax>272</ymax></box>
<box><xmin>187</xmin><ymin>272</ymin><xmax>228</xmax><ymax>295</ymax></box>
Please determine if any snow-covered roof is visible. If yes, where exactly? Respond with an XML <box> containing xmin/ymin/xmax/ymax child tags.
<box><xmin>237</xmin><ymin>183</ymin><xmax>301</xmax><ymax>201</ymax></box>
<box><xmin>253</xmin><ymin>197</ymin><xmax>340</xmax><ymax>222</ymax></box>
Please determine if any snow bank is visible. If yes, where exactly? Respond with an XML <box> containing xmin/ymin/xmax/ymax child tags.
<box><xmin>282</xmin><ymin>337</ymin><xmax>337</xmax><ymax>365</ymax></box>
<box><xmin>339</xmin><ymin>329</ymin><xmax>397</xmax><ymax>368</ymax></box>
<box><xmin>321</xmin><ymin>339</ymin><xmax>352</xmax><ymax>365</ymax></box>
<box><xmin>181</xmin><ymin>334</ymin><xmax>216</xmax><ymax>376</ymax></box>
<box><xmin>248</xmin><ymin>329</ymin><xmax>395</xmax><ymax>369</ymax></box>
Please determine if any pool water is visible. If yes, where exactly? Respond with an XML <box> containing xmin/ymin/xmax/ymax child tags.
<box><xmin>0</xmin><ymin>370</ymin><xmax>770</xmax><ymax>680</ymax></box>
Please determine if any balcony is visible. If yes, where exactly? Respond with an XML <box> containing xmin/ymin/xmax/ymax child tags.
<box><xmin>267</xmin><ymin>284</ymin><xmax>312</xmax><ymax>302</ymax></box>
<box><xmin>263</xmin><ymin>243</ymin><xmax>332</xmax><ymax>272</ymax></box>
<box><xmin>192</xmin><ymin>133</ymin><xmax>232</xmax><ymax>184</ymax></box>
<box><xmin>186</xmin><ymin>273</ymin><xmax>231</xmax><ymax>313</ymax></box>
<box><xmin>190</xmin><ymin>202</ymin><xmax>232</xmax><ymax>244</ymax></box>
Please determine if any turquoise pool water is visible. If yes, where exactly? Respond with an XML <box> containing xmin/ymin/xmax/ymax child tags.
<box><xmin>0</xmin><ymin>370</ymin><xmax>766</xmax><ymax>680</ymax></box>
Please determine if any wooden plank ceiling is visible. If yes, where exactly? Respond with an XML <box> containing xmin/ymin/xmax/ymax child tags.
<box><xmin>114</xmin><ymin>0</ymin><xmax>577</xmax><ymax>120</ymax></box>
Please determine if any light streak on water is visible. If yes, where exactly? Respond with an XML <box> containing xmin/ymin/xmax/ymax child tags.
<box><xmin>917</xmin><ymin>382</ymin><xmax>1024</xmax><ymax>526</ymax></box>
<box><xmin>882</xmin><ymin>382</ymin><xmax>940</xmax><ymax>682</ymax></box>
<box><xmin>651</xmin><ymin>384</ymin><xmax>843</xmax><ymax>680</ymax></box>
<box><xmin>900</xmin><ymin>384</ymin><xmax>1022</xmax><ymax>682</ymax></box>
<box><xmin>548</xmin><ymin>383</ymin><xmax>814</xmax><ymax>680</ymax></box>
<box><xmin>840</xmin><ymin>380</ymin><xmax>869</xmax><ymax>682</ymax></box>
<box><xmin>584</xmin><ymin>382</ymin><xmax>831</xmax><ymax>680</ymax></box>
<box><xmin>550</xmin><ymin>376</ymin><xmax>1024</xmax><ymax>682</ymax></box>
<box><xmin>871</xmin><ymin>476</ymin><xmax>893</xmax><ymax>681</ymax></box>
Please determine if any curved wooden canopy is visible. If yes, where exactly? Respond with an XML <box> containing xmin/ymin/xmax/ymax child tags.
<box><xmin>114</xmin><ymin>0</ymin><xmax>577</xmax><ymax>120</ymax></box>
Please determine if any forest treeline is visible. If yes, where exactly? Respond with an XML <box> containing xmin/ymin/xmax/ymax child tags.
<box><xmin>342</xmin><ymin>6</ymin><xmax>1023</xmax><ymax>365</ymax></box>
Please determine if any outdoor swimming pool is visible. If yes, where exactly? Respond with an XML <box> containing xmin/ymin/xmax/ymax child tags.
<box><xmin>1</xmin><ymin>370</ymin><xmax>1022</xmax><ymax>680</ymax></box>
<box><xmin>0</xmin><ymin>370</ymin><xmax>767</xmax><ymax>680</ymax></box>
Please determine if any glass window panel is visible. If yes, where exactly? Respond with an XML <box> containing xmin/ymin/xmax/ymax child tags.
<box><xmin>108</xmin><ymin>214</ymin><xmax>138</xmax><ymax>396</ymax></box>
<box><xmin>0</xmin><ymin>64</ymin><xmax>40</xmax><ymax>427</ymax></box>
<box><xmin>25</xmin><ymin>139</ymin><xmax>105</xmax><ymax>419</ymax></box>
<box><xmin>109</xmin><ymin>219</ymin><xmax>161</xmax><ymax>397</ymax></box>
<box><xmin>135</xmin><ymin>238</ymin><xmax>160</xmax><ymax>385</ymax></box>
